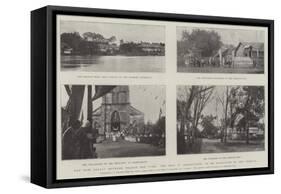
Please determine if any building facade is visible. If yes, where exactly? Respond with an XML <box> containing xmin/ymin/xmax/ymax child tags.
<box><xmin>92</xmin><ymin>86</ymin><xmax>144</xmax><ymax>137</ymax></box>
<box><xmin>234</xmin><ymin>42</ymin><xmax>264</xmax><ymax>68</ymax></box>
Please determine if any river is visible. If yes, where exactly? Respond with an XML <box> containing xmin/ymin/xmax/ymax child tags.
<box><xmin>61</xmin><ymin>55</ymin><xmax>165</xmax><ymax>73</ymax></box>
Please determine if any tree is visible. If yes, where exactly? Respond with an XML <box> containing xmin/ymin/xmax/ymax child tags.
<box><xmin>217</xmin><ymin>86</ymin><xmax>240</xmax><ymax>143</ymax></box>
<box><xmin>217</xmin><ymin>86</ymin><xmax>264</xmax><ymax>144</ymax></box>
<box><xmin>108</xmin><ymin>36</ymin><xmax>117</xmax><ymax>43</ymax></box>
<box><xmin>61</xmin><ymin>32</ymin><xmax>82</xmax><ymax>54</ymax></box>
<box><xmin>190</xmin><ymin>86</ymin><xmax>214</xmax><ymax>139</ymax></box>
<box><xmin>82</xmin><ymin>32</ymin><xmax>108</xmax><ymax>55</ymax></box>
<box><xmin>119</xmin><ymin>42</ymin><xmax>142</xmax><ymax>55</ymax></box>
<box><xmin>240</xmin><ymin>86</ymin><xmax>264</xmax><ymax>144</ymax></box>
<box><xmin>177</xmin><ymin>86</ymin><xmax>214</xmax><ymax>134</ymax></box>
<box><xmin>82</xmin><ymin>32</ymin><xmax>105</xmax><ymax>40</ymax></box>
<box><xmin>217</xmin><ymin>86</ymin><xmax>230</xmax><ymax>143</ymax></box>
<box><xmin>179</xmin><ymin>29</ymin><xmax>222</xmax><ymax>57</ymax></box>
<box><xmin>228</xmin><ymin>87</ymin><xmax>240</xmax><ymax>134</ymax></box>
<box><xmin>201</xmin><ymin>115</ymin><xmax>218</xmax><ymax>138</ymax></box>
<box><xmin>177</xmin><ymin>86</ymin><xmax>214</xmax><ymax>153</ymax></box>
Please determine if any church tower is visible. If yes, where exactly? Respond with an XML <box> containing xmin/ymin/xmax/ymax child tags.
<box><xmin>92</xmin><ymin>86</ymin><xmax>144</xmax><ymax>139</ymax></box>
<box><xmin>101</xmin><ymin>86</ymin><xmax>130</xmax><ymax>135</ymax></box>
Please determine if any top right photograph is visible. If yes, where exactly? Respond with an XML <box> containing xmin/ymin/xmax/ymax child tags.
<box><xmin>177</xmin><ymin>26</ymin><xmax>265</xmax><ymax>74</ymax></box>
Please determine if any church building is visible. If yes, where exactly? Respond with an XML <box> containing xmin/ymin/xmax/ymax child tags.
<box><xmin>92</xmin><ymin>86</ymin><xmax>144</xmax><ymax>137</ymax></box>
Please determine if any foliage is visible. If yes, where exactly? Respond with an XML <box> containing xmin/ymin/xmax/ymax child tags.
<box><xmin>155</xmin><ymin>116</ymin><xmax>166</xmax><ymax>135</ymax></box>
<box><xmin>201</xmin><ymin>115</ymin><xmax>219</xmax><ymax>138</ymax></box>
<box><xmin>61</xmin><ymin>32</ymin><xmax>82</xmax><ymax>53</ymax></box>
<box><xmin>61</xmin><ymin>31</ymin><xmax>164</xmax><ymax>56</ymax></box>
<box><xmin>239</xmin><ymin>86</ymin><xmax>265</xmax><ymax>143</ymax></box>
<box><xmin>177</xmin><ymin>86</ymin><xmax>214</xmax><ymax>148</ymax></box>
<box><xmin>82</xmin><ymin>32</ymin><xmax>106</xmax><ymax>41</ymax></box>
<box><xmin>178</xmin><ymin>29</ymin><xmax>222</xmax><ymax>57</ymax></box>
<box><xmin>216</xmin><ymin>86</ymin><xmax>265</xmax><ymax>144</ymax></box>
<box><xmin>119</xmin><ymin>42</ymin><xmax>141</xmax><ymax>55</ymax></box>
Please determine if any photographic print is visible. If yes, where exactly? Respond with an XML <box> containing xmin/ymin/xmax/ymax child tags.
<box><xmin>59</xmin><ymin>20</ymin><xmax>165</xmax><ymax>72</ymax></box>
<box><xmin>31</xmin><ymin>6</ymin><xmax>273</xmax><ymax>187</ymax></box>
<box><xmin>177</xmin><ymin>26</ymin><xmax>265</xmax><ymax>74</ymax></box>
<box><xmin>61</xmin><ymin>85</ymin><xmax>166</xmax><ymax>160</ymax></box>
<box><xmin>177</xmin><ymin>85</ymin><xmax>265</xmax><ymax>154</ymax></box>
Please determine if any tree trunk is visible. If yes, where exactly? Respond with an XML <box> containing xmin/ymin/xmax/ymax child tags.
<box><xmin>224</xmin><ymin>87</ymin><xmax>229</xmax><ymax>143</ymax></box>
<box><xmin>246</xmin><ymin>117</ymin><xmax>249</xmax><ymax>144</ymax></box>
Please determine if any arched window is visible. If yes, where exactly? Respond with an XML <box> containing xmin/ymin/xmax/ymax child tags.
<box><xmin>111</xmin><ymin>111</ymin><xmax>120</xmax><ymax>131</ymax></box>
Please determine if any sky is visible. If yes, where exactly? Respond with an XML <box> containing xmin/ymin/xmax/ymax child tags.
<box><xmin>177</xmin><ymin>26</ymin><xmax>265</xmax><ymax>46</ymax></box>
<box><xmin>60</xmin><ymin>21</ymin><xmax>165</xmax><ymax>43</ymax></box>
<box><xmin>129</xmin><ymin>85</ymin><xmax>166</xmax><ymax>123</ymax></box>
<box><xmin>177</xmin><ymin>86</ymin><xmax>231</xmax><ymax>126</ymax></box>
<box><xmin>61</xmin><ymin>85</ymin><xmax>166</xmax><ymax>124</ymax></box>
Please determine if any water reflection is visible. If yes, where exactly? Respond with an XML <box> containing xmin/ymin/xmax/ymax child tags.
<box><xmin>61</xmin><ymin>55</ymin><xmax>165</xmax><ymax>73</ymax></box>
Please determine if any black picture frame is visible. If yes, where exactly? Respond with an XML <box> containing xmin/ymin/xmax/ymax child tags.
<box><xmin>31</xmin><ymin>5</ymin><xmax>274</xmax><ymax>188</ymax></box>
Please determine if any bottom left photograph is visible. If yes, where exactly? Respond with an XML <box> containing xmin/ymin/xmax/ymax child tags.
<box><xmin>60</xmin><ymin>84</ymin><xmax>166</xmax><ymax>160</ymax></box>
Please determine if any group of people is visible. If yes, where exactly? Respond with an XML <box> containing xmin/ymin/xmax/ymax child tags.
<box><xmin>184</xmin><ymin>54</ymin><xmax>234</xmax><ymax>68</ymax></box>
<box><xmin>62</xmin><ymin>120</ymin><xmax>98</xmax><ymax>160</ymax></box>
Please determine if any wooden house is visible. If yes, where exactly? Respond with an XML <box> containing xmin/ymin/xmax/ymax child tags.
<box><xmin>234</xmin><ymin>42</ymin><xmax>264</xmax><ymax>68</ymax></box>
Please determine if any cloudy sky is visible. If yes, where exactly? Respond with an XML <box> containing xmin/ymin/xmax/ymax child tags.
<box><xmin>177</xmin><ymin>26</ymin><xmax>265</xmax><ymax>46</ymax></box>
<box><xmin>61</xmin><ymin>21</ymin><xmax>165</xmax><ymax>43</ymax></box>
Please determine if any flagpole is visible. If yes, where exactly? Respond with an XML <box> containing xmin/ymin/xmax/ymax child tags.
<box><xmin>87</xmin><ymin>85</ymin><xmax>93</xmax><ymax>127</ymax></box>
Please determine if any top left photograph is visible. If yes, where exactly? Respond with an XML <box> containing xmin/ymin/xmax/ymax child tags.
<box><xmin>58</xmin><ymin>17</ymin><xmax>166</xmax><ymax>73</ymax></box>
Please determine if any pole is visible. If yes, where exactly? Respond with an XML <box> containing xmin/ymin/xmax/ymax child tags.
<box><xmin>87</xmin><ymin>85</ymin><xmax>93</xmax><ymax>126</ymax></box>
<box><xmin>104</xmin><ymin>95</ymin><xmax>107</xmax><ymax>139</ymax></box>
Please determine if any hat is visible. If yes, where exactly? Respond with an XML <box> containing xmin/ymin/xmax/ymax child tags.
<box><xmin>82</xmin><ymin>120</ymin><xmax>91</xmax><ymax>128</ymax></box>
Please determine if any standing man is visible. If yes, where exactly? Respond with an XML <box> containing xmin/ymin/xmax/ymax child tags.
<box><xmin>62</xmin><ymin>120</ymin><xmax>82</xmax><ymax>160</ymax></box>
<box><xmin>77</xmin><ymin>120</ymin><xmax>96</xmax><ymax>159</ymax></box>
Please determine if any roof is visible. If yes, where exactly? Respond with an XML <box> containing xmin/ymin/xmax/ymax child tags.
<box><xmin>138</xmin><ymin>42</ymin><xmax>164</xmax><ymax>48</ymax></box>
<box><xmin>127</xmin><ymin>105</ymin><xmax>144</xmax><ymax>116</ymax></box>
<box><xmin>222</xmin><ymin>45</ymin><xmax>235</xmax><ymax>54</ymax></box>
<box><xmin>92</xmin><ymin>107</ymin><xmax>101</xmax><ymax>116</ymax></box>
<box><xmin>86</xmin><ymin>37</ymin><xmax>110</xmax><ymax>44</ymax></box>
<box><xmin>237</xmin><ymin>42</ymin><xmax>264</xmax><ymax>51</ymax></box>
<box><xmin>92</xmin><ymin>105</ymin><xmax>143</xmax><ymax>117</ymax></box>
<box><xmin>213</xmin><ymin>45</ymin><xmax>235</xmax><ymax>57</ymax></box>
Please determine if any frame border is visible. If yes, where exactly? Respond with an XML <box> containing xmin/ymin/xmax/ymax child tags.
<box><xmin>32</xmin><ymin>5</ymin><xmax>274</xmax><ymax>188</ymax></box>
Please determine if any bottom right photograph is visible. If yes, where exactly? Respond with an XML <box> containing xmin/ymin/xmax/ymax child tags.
<box><xmin>177</xmin><ymin>85</ymin><xmax>265</xmax><ymax>155</ymax></box>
